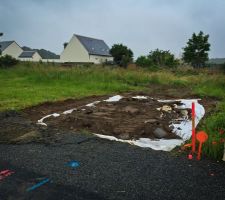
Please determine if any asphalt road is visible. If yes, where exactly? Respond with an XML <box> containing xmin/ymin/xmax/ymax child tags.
<box><xmin>0</xmin><ymin>133</ymin><xmax>225</xmax><ymax>200</ymax></box>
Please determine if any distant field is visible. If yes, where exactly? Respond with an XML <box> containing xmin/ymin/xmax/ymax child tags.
<box><xmin>0</xmin><ymin>63</ymin><xmax>224</xmax><ymax>159</ymax></box>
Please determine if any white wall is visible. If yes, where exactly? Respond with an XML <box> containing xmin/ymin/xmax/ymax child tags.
<box><xmin>60</xmin><ymin>35</ymin><xmax>89</xmax><ymax>63</ymax></box>
<box><xmin>90</xmin><ymin>55</ymin><xmax>113</xmax><ymax>64</ymax></box>
<box><xmin>2</xmin><ymin>42</ymin><xmax>23</xmax><ymax>58</ymax></box>
<box><xmin>32</xmin><ymin>52</ymin><xmax>42</xmax><ymax>61</ymax></box>
<box><xmin>42</xmin><ymin>59</ymin><xmax>61</xmax><ymax>63</ymax></box>
<box><xmin>19</xmin><ymin>52</ymin><xmax>42</xmax><ymax>62</ymax></box>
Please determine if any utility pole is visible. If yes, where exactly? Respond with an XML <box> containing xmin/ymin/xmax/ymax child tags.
<box><xmin>0</xmin><ymin>32</ymin><xmax>3</xmax><ymax>55</ymax></box>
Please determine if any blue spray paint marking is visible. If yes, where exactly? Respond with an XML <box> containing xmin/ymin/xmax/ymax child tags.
<box><xmin>26</xmin><ymin>178</ymin><xmax>50</xmax><ymax>192</ymax></box>
<box><xmin>66</xmin><ymin>161</ymin><xmax>79</xmax><ymax>168</ymax></box>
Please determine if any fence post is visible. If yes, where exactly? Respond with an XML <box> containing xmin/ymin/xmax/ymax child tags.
<box><xmin>223</xmin><ymin>142</ymin><xmax>225</xmax><ymax>161</ymax></box>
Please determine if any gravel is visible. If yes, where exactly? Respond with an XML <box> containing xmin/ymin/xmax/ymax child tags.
<box><xmin>0</xmin><ymin>133</ymin><xmax>225</xmax><ymax>200</ymax></box>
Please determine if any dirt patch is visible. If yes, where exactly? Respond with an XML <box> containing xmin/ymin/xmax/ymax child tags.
<box><xmin>0</xmin><ymin>111</ymin><xmax>40</xmax><ymax>143</ymax></box>
<box><xmin>44</xmin><ymin>95</ymin><xmax>191</xmax><ymax>140</ymax></box>
<box><xmin>0</xmin><ymin>85</ymin><xmax>218</xmax><ymax>144</ymax></box>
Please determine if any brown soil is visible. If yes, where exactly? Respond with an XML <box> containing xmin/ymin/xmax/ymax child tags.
<box><xmin>46</xmin><ymin>95</ymin><xmax>188</xmax><ymax>140</ymax></box>
<box><xmin>0</xmin><ymin>85</ymin><xmax>218</xmax><ymax>144</ymax></box>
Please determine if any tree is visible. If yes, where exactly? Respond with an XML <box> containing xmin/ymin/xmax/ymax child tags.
<box><xmin>148</xmin><ymin>49</ymin><xmax>178</xmax><ymax>68</ymax></box>
<box><xmin>136</xmin><ymin>56</ymin><xmax>152</xmax><ymax>68</ymax></box>
<box><xmin>183</xmin><ymin>31</ymin><xmax>210</xmax><ymax>68</ymax></box>
<box><xmin>110</xmin><ymin>44</ymin><xmax>133</xmax><ymax>67</ymax></box>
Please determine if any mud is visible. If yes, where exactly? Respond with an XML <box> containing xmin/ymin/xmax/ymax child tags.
<box><xmin>45</xmin><ymin>96</ymin><xmax>189</xmax><ymax>140</ymax></box>
<box><xmin>0</xmin><ymin>86</ymin><xmax>218</xmax><ymax>144</ymax></box>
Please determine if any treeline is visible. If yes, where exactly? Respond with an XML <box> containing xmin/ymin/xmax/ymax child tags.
<box><xmin>110</xmin><ymin>31</ymin><xmax>214</xmax><ymax>69</ymax></box>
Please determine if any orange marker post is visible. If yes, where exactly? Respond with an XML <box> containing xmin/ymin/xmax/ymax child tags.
<box><xmin>192</xmin><ymin>102</ymin><xmax>196</xmax><ymax>153</ymax></box>
<box><xmin>196</xmin><ymin>131</ymin><xmax>208</xmax><ymax>160</ymax></box>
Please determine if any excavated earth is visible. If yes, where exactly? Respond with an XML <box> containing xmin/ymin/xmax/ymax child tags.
<box><xmin>0</xmin><ymin>87</ymin><xmax>218</xmax><ymax>144</ymax></box>
<box><xmin>45</xmin><ymin>96</ymin><xmax>186</xmax><ymax>140</ymax></box>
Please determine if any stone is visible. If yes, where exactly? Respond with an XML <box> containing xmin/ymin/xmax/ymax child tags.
<box><xmin>180</xmin><ymin>110</ymin><xmax>188</xmax><ymax>117</ymax></box>
<box><xmin>124</xmin><ymin>106</ymin><xmax>139</xmax><ymax>114</ymax></box>
<box><xmin>84</xmin><ymin>109</ymin><xmax>93</xmax><ymax>114</ymax></box>
<box><xmin>157</xmin><ymin>105</ymin><xmax>172</xmax><ymax>112</ymax></box>
<box><xmin>118</xmin><ymin>133</ymin><xmax>130</xmax><ymax>140</ymax></box>
<box><xmin>153</xmin><ymin>128</ymin><xmax>168</xmax><ymax>139</ymax></box>
<box><xmin>161</xmin><ymin>105</ymin><xmax>172</xmax><ymax>112</ymax></box>
<box><xmin>144</xmin><ymin>119</ymin><xmax>157</xmax><ymax>124</ymax></box>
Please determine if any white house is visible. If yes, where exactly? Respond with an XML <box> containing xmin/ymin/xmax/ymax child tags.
<box><xmin>0</xmin><ymin>41</ymin><xmax>23</xmax><ymax>58</ymax></box>
<box><xmin>18</xmin><ymin>51</ymin><xmax>42</xmax><ymax>62</ymax></box>
<box><xmin>60</xmin><ymin>34</ymin><xmax>113</xmax><ymax>64</ymax></box>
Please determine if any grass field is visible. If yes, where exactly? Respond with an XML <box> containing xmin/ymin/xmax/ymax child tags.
<box><xmin>0</xmin><ymin>63</ymin><xmax>224</xmax><ymax>159</ymax></box>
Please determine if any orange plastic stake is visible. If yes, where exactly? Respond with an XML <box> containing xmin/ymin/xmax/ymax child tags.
<box><xmin>196</xmin><ymin>131</ymin><xmax>208</xmax><ymax>160</ymax></box>
<box><xmin>192</xmin><ymin>102</ymin><xmax>196</xmax><ymax>152</ymax></box>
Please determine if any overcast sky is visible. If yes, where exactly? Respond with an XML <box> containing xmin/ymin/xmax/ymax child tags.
<box><xmin>0</xmin><ymin>0</ymin><xmax>224</xmax><ymax>58</ymax></box>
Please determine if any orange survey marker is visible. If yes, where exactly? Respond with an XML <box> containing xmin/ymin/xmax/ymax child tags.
<box><xmin>196</xmin><ymin>131</ymin><xmax>208</xmax><ymax>160</ymax></box>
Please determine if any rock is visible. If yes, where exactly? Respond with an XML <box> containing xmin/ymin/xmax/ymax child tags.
<box><xmin>173</xmin><ymin>104</ymin><xmax>178</xmax><ymax>108</ymax></box>
<box><xmin>144</xmin><ymin>119</ymin><xmax>157</xmax><ymax>124</ymax></box>
<box><xmin>157</xmin><ymin>105</ymin><xmax>172</xmax><ymax>112</ymax></box>
<box><xmin>84</xmin><ymin>109</ymin><xmax>93</xmax><ymax>114</ymax></box>
<box><xmin>161</xmin><ymin>105</ymin><xmax>172</xmax><ymax>112</ymax></box>
<box><xmin>118</xmin><ymin>133</ymin><xmax>130</xmax><ymax>140</ymax></box>
<box><xmin>180</xmin><ymin>110</ymin><xmax>188</xmax><ymax>117</ymax></box>
<box><xmin>124</xmin><ymin>106</ymin><xmax>139</xmax><ymax>114</ymax></box>
<box><xmin>153</xmin><ymin>128</ymin><xmax>168</xmax><ymax>139</ymax></box>
<box><xmin>164</xmin><ymin>125</ymin><xmax>173</xmax><ymax>132</ymax></box>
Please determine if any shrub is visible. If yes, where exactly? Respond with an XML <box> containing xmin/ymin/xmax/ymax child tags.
<box><xmin>148</xmin><ymin>49</ymin><xmax>179</xmax><ymax>68</ymax></box>
<box><xmin>136</xmin><ymin>49</ymin><xmax>179</xmax><ymax>69</ymax></box>
<box><xmin>136</xmin><ymin>56</ymin><xmax>153</xmax><ymax>68</ymax></box>
<box><xmin>110</xmin><ymin>44</ymin><xmax>133</xmax><ymax>67</ymax></box>
<box><xmin>0</xmin><ymin>55</ymin><xmax>18</xmax><ymax>68</ymax></box>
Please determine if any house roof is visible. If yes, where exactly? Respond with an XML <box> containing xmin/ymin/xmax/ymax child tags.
<box><xmin>75</xmin><ymin>34</ymin><xmax>112</xmax><ymax>56</ymax></box>
<box><xmin>19</xmin><ymin>51</ymin><xmax>36</xmax><ymax>58</ymax></box>
<box><xmin>0</xmin><ymin>41</ymin><xmax>14</xmax><ymax>52</ymax></box>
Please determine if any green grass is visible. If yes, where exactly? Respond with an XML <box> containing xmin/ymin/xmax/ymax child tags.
<box><xmin>0</xmin><ymin>64</ymin><xmax>145</xmax><ymax>110</ymax></box>
<box><xmin>0</xmin><ymin>63</ymin><xmax>225</xmax><ymax>160</ymax></box>
<box><xmin>200</xmin><ymin>102</ymin><xmax>225</xmax><ymax>159</ymax></box>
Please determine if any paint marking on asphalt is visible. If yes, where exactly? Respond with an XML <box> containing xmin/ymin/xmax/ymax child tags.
<box><xmin>26</xmin><ymin>178</ymin><xmax>50</xmax><ymax>192</ymax></box>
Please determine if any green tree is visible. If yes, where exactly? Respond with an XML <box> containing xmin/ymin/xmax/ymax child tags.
<box><xmin>136</xmin><ymin>56</ymin><xmax>152</xmax><ymax>68</ymax></box>
<box><xmin>148</xmin><ymin>49</ymin><xmax>178</xmax><ymax>68</ymax></box>
<box><xmin>110</xmin><ymin>44</ymin><xmax>133</xmax><ymax>67</ymax></box>
<box><xmin>183</xmin><ymin>31</ymin><xmax>210</xmax><ymax>68</ymax></box>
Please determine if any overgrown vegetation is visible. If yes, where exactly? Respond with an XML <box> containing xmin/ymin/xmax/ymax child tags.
<box><xmin>0</xmin><ymin>55</ymin><xmax>18</xmax><ymax>68</ymax></box>
<box><xmin>0</xmin><ymin>63</ymin><xmax>224</xmax><ymax>160</ymax></box>
<box><xmin>136</xmin><ymin>49</ymin><xmax>179</xmax><ymax>68</ymax></box>
<box><xmin>201</xmin><ymin>105</ymin><xmax>225</xmax><ymax>159</ymax></box>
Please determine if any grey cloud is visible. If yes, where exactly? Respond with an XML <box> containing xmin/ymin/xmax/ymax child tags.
<box><xmin>0</xmin><ymin>0</ymin><xmax>224</xmax><ymax>58</ymax></box>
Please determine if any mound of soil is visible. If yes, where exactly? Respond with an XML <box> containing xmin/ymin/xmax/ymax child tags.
<box><xmin>45</xmin><ymin>96</ymin><xmax>190</xmax><ymax>140</ymax></box>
